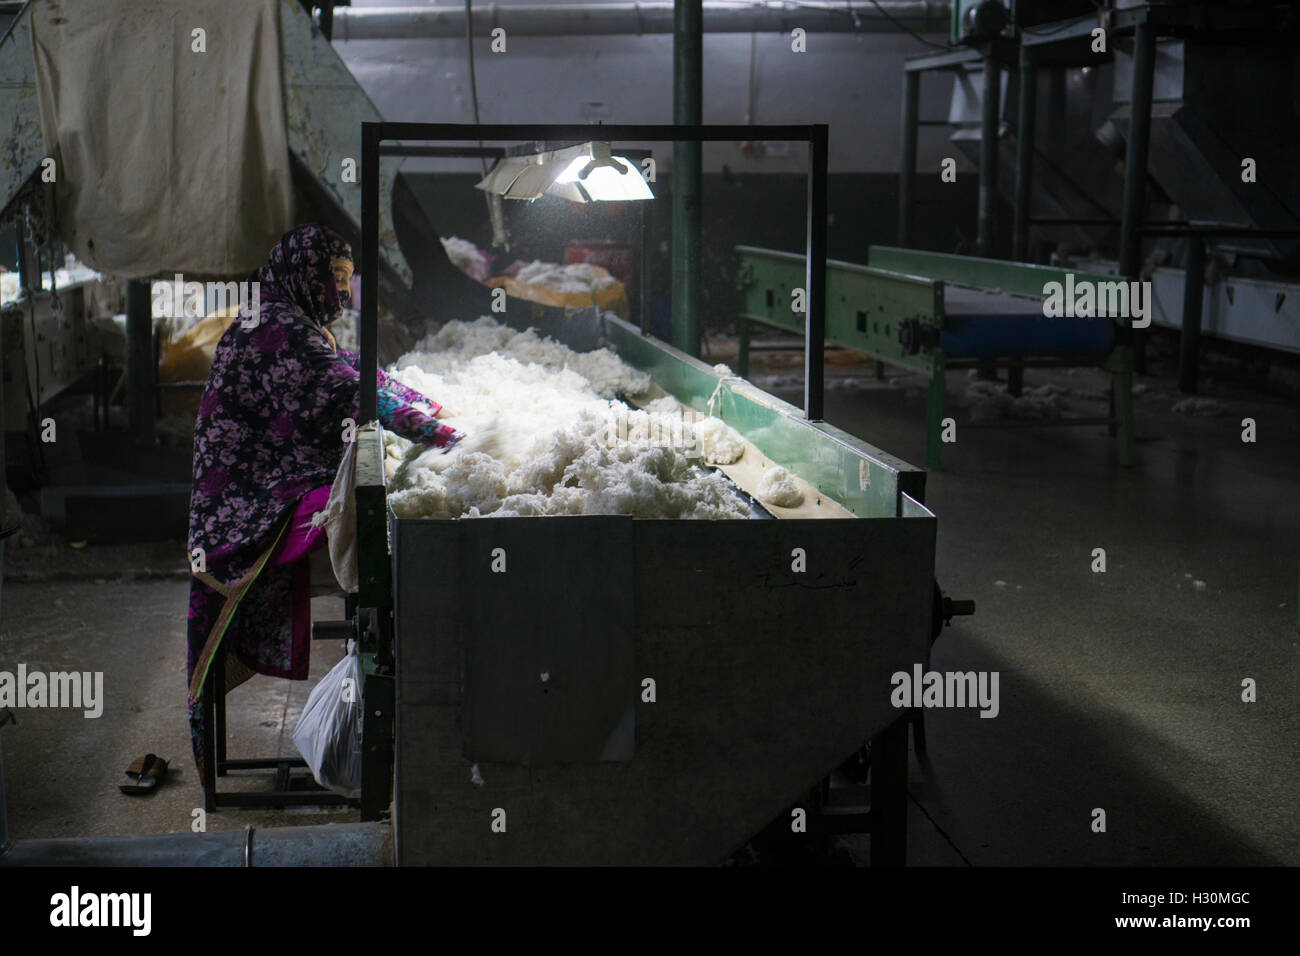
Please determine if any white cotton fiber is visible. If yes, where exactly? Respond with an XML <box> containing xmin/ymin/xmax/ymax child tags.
<box><xmin>441</xmin><ymin>236</ymin><xmax>482</xmax><ymax>272</ymax></box>
<box><xmin>384</xmin><ymin>318</ymin><xmax>748</xmax><ymax>520</ymax></box>
<box><xmin>692</xmin><ymin>416</ymin><xmax>745</xmax><ymax>465</ymax></box>
<box><xmin>0</xmin><ymin>272</ymin><xmax>20</xmax><ymax>305</ymax></box>
<box><xmin>756</xmin><ymin>466</ymin><xmax>804</xmax><ymax>508</ymax></box>
<box><xmin>398</xmin><ymin>316</ymin><xmax>650</xmax><ymax>399</ymax></box>
<box><xmin>515</xmin><ymin>260</ymin><xmax>620</xmax><ymax>293</ymax></box>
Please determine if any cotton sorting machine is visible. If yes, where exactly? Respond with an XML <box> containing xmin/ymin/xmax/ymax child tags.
<box><xmin>735</xmin><ymin>245</ymin><xmax>1136</xmax><ymax>470</ymax></box>
<box><xmin>343</xmin><ymin>123</ymin><xmax>966</xmax><ymax>866</ymax></box>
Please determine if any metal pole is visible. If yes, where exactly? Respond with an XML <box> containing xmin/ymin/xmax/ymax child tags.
<box><xmin>898</xmin><ymin>69</ymin><xmax>919</xmax><ymax>247</ymax></box>
<box><xmin>672</xmin><ymin>0</ymin><xmax>703</xmax><ymax>357</ymax></box>
<box><xmin>361</xmin><ymin>123</ymin><xmax>379</xmax><ymax>425</ymax></box>
<box><xmin>0</xmin><ymin>239</ymin><xmax>6</xmax><ymax>635</ymax></box>
<box><xmin>1012</xmin><ymin>46</ymin><xmax>1036</xmax><ymax>262</ymax></box>
<box><xmin>640</xmin><ymin>198</ymin><xmax>651</xmax><ymax>335</ymax></box>
<box><xmin>1120</xmin><ymin>22</ymin><xmax>1154</xmax><ymax>379</ymax></box>
<box><xmin>1178</xmin><ymin>238</ymin><xmax>1205</xmax><ymax>394</ymax></box>
<box><xmin>1120</xmin><ymin>23</ymin><xmax>1154</xmax><ymax>279</ymax></box>
<box><xmin>977</xmin><ymin>55</ymin><xmax>1001</xmax><ymax>257</ymax></box>
<box><xmin>125</xmin><ymin>279</ymin><xmax>155</xmax><ymax>445</ymax></box>
<box><xmin>805</xmin><ymin>124</ymin><xmax>828</xmax><ymax>422</ymax></box>
<box><xmin>318</xmin><ymin>1</ymin><xmax>335</xmax><ymax>40</ymax></box>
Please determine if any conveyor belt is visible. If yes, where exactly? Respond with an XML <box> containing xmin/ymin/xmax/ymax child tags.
<box><xmin>940</xmin><ymin>287</ymin><xmax>1115</xmax><ymax>359</ymax></box>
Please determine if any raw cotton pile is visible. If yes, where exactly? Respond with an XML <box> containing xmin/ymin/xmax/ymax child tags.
<box><xmin>756</xmin><ymin>466</ymin><xmax>804</xmax><ymax>508</ymax></box>
<box><xmin>693</xmin><ymin>416</ymin><xmax>745</xmax><ymax>465</ymax></box>
<box><xmin>399</xmin><ymin>316</ymin><xmax>651</xmax><ymax>399</ymax></box>
<box><xmin>514</xmin><ymin>260</ymin><xmax>620</xmax><ymax>294</ymax></box>
<box><xmin>384</xmin><ymin>317</ymin><xmax>750</xmax><ymax>520</ymax></box>
<box><xmin>1171</xmin><ymin>396</ymin><xmax>1226</xmax><ymax>416</ymax></box>
<box><xmin>0</xmin><ymin>272</ymin><xmax>19</xmax><ymax>305</ymax></box>
<box><xmin>966</xmin><ymin>380</ymin><xmax>1067</xmax><ymax>421</ymax></box>
<box><xmin>441</xmin><ymin>236</ymin><xmax>492</xmax><ymax>282</ymax></box>
<box><xmin>1</xmin><ymin>261</ymin><xmax>100</xmax><ymax>306</ymax></box>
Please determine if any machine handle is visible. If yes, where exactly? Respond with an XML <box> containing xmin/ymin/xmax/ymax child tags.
<box><xmin>943</xmin><ymin>597</ymin><xmax>976</xmax><ymax>621</ymax></box>
<box><xmin>931</xmin><ymin>582</ymin><xmax>976</xmax><ymax>641</ymax></box>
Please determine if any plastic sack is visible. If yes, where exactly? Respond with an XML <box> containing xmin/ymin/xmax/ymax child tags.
<box><xmin>157</xmin><ymin>307</ymin><xmax>241</xmax><ymax>415</ymax></box>
<box><xmin>292</xmin><ymin>640</ymin><xmax>364</xmax><ymax>798</ymax></box>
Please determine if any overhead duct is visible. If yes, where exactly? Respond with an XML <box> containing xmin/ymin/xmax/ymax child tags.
<box><xmin>330</xmin><ymin>2</ymin><xmax>951</xmax><ymax>40</ymax></box>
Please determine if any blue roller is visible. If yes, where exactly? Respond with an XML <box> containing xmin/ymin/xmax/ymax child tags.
<box><xmin>938</xmin><ymin>288</ymin><xmax>1115</xmax><ymax>358</ymax></box>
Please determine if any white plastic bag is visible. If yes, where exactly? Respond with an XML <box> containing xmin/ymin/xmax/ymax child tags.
<box><xmin>292</xmin><ymin>640</ymin><xmax>364</xmax><ymax>798</ymax></box>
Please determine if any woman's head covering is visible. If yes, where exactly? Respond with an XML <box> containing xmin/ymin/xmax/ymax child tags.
<box><xmin>254</xmin><ymin>222</ymin><xmax>353</xmax><ymax>328</ymax></box>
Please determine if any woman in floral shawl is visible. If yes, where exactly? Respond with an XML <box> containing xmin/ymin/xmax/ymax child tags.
<box><xmin>185</xmin><ymin>223</ymin><xmax>457</xmax><ymax>784</ymax></box>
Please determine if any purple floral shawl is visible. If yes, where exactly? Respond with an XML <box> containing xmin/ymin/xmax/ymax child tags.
<box><xmin>184</xmin><ymin>223</ymin><xmax>454</xmax><ymax>783</ymax></box>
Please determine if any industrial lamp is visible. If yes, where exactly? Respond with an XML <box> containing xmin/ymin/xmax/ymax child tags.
<box><xmin>476</xmin><ymin>142</ymin><xmax>653</xmax><ymax>202</ymax></box>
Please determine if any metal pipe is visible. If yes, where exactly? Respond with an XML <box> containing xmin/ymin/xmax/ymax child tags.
<box><xmin>898</xmin><ymin>69</ymin><xmax>919</xmax><ymax>247</ymax></box>
<box><xmin>1178</xmin><ymin>238</ymin><xmax>1205</xmax><ymax>395</ymax></box>
<box><xmin>805</xmin><ymin>124</ymin><xmax>828</xmax><ymax>422</ymax></box>
<box><xmin>1012</xmin><ymin>45</ymin><xmax>1036</xmax><ymax>261</ymax></box>
<box><xmin>125</xmin><ymin>279</ymin><xmax>155</xmax><ymax>445</ymax></box>
<box><xmin>977</xmin><ymin>55</ymin><xmax>1000</xmax><ymax>258</ymax></box>
<box><xmin>0</xmin><ymin>821</ymin><xmax>392</xmax><ymax>866</ymax></box>
<box><xmin>320</xmin><ymin>1</ymin><xmax>335</xmax><ymax>41</ymax></box>
<box><xmin>330</xmin><ymin>3</ymin><xmax>951</xmax><ymax>39</ymax></box>
<box><xmin>640</xmin><ymin>199</ymin><xmax>651</xmax><ymax>335</ymax></box>
<box><xmin>361</xmin><ymin>124</ymin><xmax>380</xmax><ymax>425</ymax></box>
<box><xmin>0</xmin><ymin>232</ymin><xmax>7</xmax><ymax>695</ymax></box>
<box><xmin>1120</xmin><ymin>22</ymin><xmax>1154</xmax><ymax>377</ymax></box>
<box><xmin>1119</xmin><ymin>23</ymin><xmax>1154</xmax><ymax>279</ymax></box>
<box><xmin>672</xmin><ymin>0</ymin><xmax>703</xmax><ymax>358</ymax></box>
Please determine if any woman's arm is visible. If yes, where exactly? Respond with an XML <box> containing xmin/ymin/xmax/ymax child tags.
<box><xmin>307</xmin><ymin>334</ymin><xmax>460</xmax><ymax>447</ymax></box>
<box><xmin>336</xmin><ymin>348</ymin><xmax>443</xmax><ymax>417</ymax></box>
<box><xmin>378</xmin><ymin>389</ymin><xmax>461</xmax><ymax>448</ymax></box>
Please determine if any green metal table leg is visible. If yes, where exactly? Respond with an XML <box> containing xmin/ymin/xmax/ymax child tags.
<box><xmin>926</xmin><ymin>356</ymin><xmax>946</xmax><ymax>471</ymax></box>
<box><xmin>1109</xmin><ymin>345</ymin><xmax>1136</xmax><ymax>467</ymax></box>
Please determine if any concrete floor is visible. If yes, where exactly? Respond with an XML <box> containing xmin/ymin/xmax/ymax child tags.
<box><xmin>748</xmin><ymin>338</ymin><xmax>1300</xmax><ymax>866</ymax></box>
<box><xmin>1</xmin><ymin>580</ymin><xmax>356</xmax><ymax>841</ymax></box>
<box><xmin>2</xmin><ymin>332</ymin><xmax>1297</xmax><ymax>864</ymax></box>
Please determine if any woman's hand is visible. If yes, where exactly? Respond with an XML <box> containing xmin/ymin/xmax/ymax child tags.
<box><xmin>434</xmin><ymin>406</ymin><xmax>453</xmax><ymax>419</ymax></box>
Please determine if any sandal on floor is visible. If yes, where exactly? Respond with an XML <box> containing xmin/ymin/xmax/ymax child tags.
<box><xmin>119</xmin><ymin>754</ymin><xmax>168</xmax><ymax>795</ymax></box>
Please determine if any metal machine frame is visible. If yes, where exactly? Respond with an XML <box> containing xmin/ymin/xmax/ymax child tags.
<box><xmin>734</xmin><ymin>244</ymin><xmax>1135</xmax><ymax>470</ymax></box>
<box><xmin>353</xmin><ymin>123</ymin><xmax>943</xmax><ymax>864</ymax></box>
<box><xmin>897</xmin><ymin>3</ymin><xmax>1300</xmax><ymax>404</ymax></box>
<box><xmin>360</xmin><ymin>122</ymin><xmax>830</xmax><ymax>422</ymax></box>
